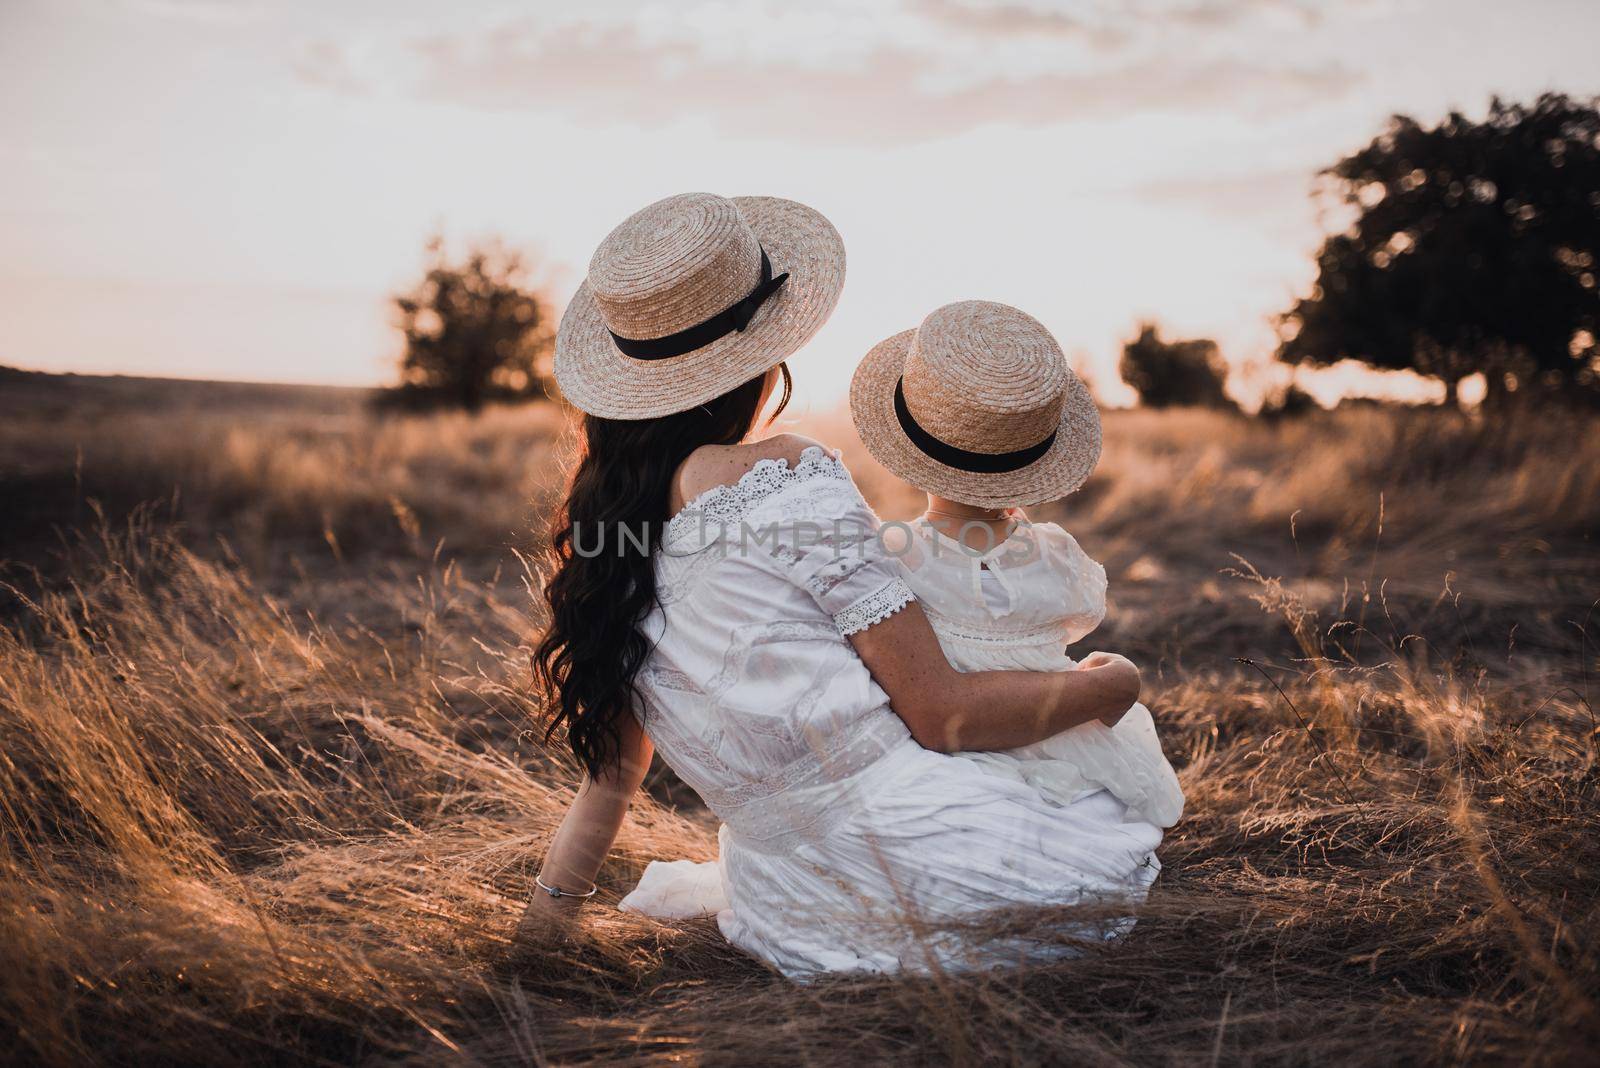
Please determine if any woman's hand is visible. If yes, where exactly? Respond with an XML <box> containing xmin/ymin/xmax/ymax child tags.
<box><xmin>1078</xmin><ymin>650</ymin><xmax>1136</xmax><ymax>673</ymax></box>
<box><xmin>1076</xmin><ymin>652</ymin><xmax>1141</xmax><ymax>725</ymax></box>
<box><xmin>505</xmin><ymin>888</ymin><xmax>589</xmax><ymax>973</ymax></box>
<box><xmin>513</xmin><ymin>888</ymin><xmax>584</xmax><ymax>951</ymax></box>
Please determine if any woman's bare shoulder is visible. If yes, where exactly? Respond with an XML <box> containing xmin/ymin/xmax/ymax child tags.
<box><xmin>673</xmin><ymin>434</ymin><xmax>833</xmax><ymax>511</ymax></box>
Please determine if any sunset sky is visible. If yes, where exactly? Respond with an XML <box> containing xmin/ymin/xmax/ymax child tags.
<box><xmin>4</xmin><ymin>0</ymin><xmax>1599</xmax><ymax>410</ymax></box>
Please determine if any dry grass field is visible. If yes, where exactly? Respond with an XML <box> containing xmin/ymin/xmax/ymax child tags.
<box><xmin>1</xmin><ymin>369</ymin><xmax>1597</xmax><ymax>1066</ymax></box>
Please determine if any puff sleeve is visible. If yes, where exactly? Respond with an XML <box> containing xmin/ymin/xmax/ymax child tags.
<box><xmin>743</xmin><ymin>452</ymin><xmax>916</xmax><ymax>636</ymax></box>
<box><xmin>1038</xmin><ymin>523</ymin><xmax>1108</xmax><ymax>639</ymax></box>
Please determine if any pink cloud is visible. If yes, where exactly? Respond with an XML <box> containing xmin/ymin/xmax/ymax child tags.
<box><xmin>290</xmin><ymin>18</ymin><xmax>1360</xmax><ymax>145</ymax></box>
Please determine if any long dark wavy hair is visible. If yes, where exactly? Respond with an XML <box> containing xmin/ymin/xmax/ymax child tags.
<box><xmin>533</xmin><ymin>363</ymin><xmax>792</xmax><ymax>778</ymax></box>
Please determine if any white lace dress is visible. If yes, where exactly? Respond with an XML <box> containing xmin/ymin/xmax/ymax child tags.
<box><xmin>896</xmin><ymin>517</ymin><xmax>1184</xmax><ymax>828</ymax></box>
<box><xmin>617</xmin><ymin>447</ymin><xmax>1165</xmax><ymax>977</ymax></box>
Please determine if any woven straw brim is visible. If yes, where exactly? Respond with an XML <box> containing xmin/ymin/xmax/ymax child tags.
<box><xmin>554</xmin><ymin>196</ymin><xmax>845</xmax><ymax>420</ymax></box>
<box><xmin>850</xmin><ymin>329</ymin><xmax>1102</xmax><ymax>508</ymax></box>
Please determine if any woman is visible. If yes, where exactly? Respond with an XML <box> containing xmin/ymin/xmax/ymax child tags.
<box><xmin>522</xmin><ymin>192</ymin><xmax>1156</xmax><ymax>976</ymax></box>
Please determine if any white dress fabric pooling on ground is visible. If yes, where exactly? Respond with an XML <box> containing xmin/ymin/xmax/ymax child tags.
<box><xmin>617</xmin><ymin>447</ymin><xmax>1164</xmax><ymax>977</ymax></box>
<box><xmin>894</xmin><ymin>516</ymin><xmax>1185</xmax><ymax>829</ymax></box>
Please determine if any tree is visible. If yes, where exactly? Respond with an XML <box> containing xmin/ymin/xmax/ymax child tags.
<box><xmin>1120</xmin><ymin>322</ymin><xmax>1237</xmax><ymax>410</ymax></box>
<box><xmin>1257</xmin><ymin>381</ymin><xmax>1318</xmax><ymax>422</ymax></box>
<box><xmin>392</xmin><ymin>237</ymin><xmax>554</xmax><ymax>411</ymax></box>
<box><xmin>1279</xmin><ymin>94</ymin><xmax>1600</xmax><ymax>409</ymax></box>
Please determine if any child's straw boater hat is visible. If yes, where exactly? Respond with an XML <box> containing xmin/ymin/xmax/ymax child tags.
<box><xmin>850</xmin><ymin>301</ymin><xmax>1101</xmax><ymax>508</ymax></box>
<box><xmin>555</xmin><ymin>192</ymin><xmax>846</xmax><ymax>419</ymax></box>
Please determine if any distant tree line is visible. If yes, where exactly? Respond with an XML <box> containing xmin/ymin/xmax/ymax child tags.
<box><xmin>1122</xmin><ymin>93</ymin><xmax>1599</xmax><ymax>414</ymax></box>
<box><xmin>388</xmin><ymin>95</ymin><xmax>1597</xmax><ymax>416</ymax></box>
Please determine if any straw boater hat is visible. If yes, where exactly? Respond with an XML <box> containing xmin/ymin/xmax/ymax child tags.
<box><xmin>850</xmin><ymin>300</ymin><xmax>1101</xmax><ymax>508</ymax></box>
<box><xmin>554</xmin><ymin>192</ymin><xmax>846</xmax><ymax>419</ymax></box>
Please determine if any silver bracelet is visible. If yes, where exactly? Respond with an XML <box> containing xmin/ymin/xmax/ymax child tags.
<box><xmin>536</xmin><ymin>873</ymin><xmax>598</xmax><ymax>899</ymax></box>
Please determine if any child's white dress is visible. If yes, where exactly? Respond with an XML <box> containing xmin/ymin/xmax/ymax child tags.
<box><xmin>896</xmin><ymin>516</ymin><xmax>1184</xmax><ymax>828</ymax></box>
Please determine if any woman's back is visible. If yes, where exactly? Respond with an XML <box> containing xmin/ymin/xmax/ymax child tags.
<box><xmin>637</xmin><ymin>444</ymin><xmax>916</xmax><ymax>852</ymax></box>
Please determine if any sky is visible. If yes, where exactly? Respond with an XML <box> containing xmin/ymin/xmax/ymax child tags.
<box><xmin>3</xmin><ymin>0</ymin><xmax>1599</xmax><ymax>411</ymax></box>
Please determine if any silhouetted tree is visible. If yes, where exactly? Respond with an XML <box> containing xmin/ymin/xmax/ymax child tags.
<box><xmin>391</xmin><ymin>237</ymin><xmax>554</xmax><ymax>412</ymax></box>
<box><xmin>1120</xmin><ymin>322</ymin><xmax>1237</xmax><ymax>410</ymax></box>
<box><xmin>1279</xmin><ymin>94</ymin><xmax>1600</xmax><ymax>409</ymax></box>
<box><xmin>1257</xmin><ymin>382</ymin><xmax>1318</xmax><ymax>422</ymax></box>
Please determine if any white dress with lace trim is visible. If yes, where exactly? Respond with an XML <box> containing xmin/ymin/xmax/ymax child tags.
<box><xmin>617</xmin><ymin>447</ymin><xmax>1164</xmax><ymax>977</ymax></box>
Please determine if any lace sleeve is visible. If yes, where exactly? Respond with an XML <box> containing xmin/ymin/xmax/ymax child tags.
<box><xmin>832</xmin><ymin>576</ymin><xmax>916</xmax><ymax>636</ymax></box>
<box><xmin>744</xmin><ymin>449</ymin><xmax>916</xmax><ymax>636</ymax></box>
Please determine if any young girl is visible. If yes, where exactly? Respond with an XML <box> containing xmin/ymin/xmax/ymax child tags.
<box><xmin>851</xmin><ymin>299</ymin><xmax>1184</xmax><ymax>829</ymax></box>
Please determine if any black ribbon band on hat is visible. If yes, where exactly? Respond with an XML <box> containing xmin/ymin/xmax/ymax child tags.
<box><xmin>893</xmin><ymin>378</ymin><xmax>1057</xmax><ymax>474</ymax></box>
<box><xmin>609</xmin><ymin>246</ymin><xmax>790</xmax><ymax>361</ymax></box>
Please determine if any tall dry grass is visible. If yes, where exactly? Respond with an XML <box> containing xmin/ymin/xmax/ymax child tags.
<box><xmin>2</xmin><ymin>394</ymin><xmax>1597</xmax><ymax>1065</ymax></box>
<box><xmin>1</xmin><ymin>399</ymin><xmax>571</xmax><ymax>569</ymax></box>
